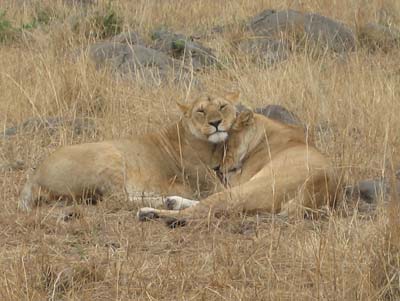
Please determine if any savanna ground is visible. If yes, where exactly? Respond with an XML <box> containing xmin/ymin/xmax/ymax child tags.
<box><xmin>1</xmin><ymin>0</ymin><xmax>400</xmax><ymax>300</ymax></box>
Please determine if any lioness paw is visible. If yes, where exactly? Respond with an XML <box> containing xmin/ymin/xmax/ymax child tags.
<box><xmin>137</xmin><ymin>207</ymin><xmax>159</xmax><ymax>221</ymax></box>
<box><xmin>164</xmin><ymin>196</ymin><xmax>199</xmax><ymax>210</ymax></box>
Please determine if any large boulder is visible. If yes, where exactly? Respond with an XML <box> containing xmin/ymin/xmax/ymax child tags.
<box><xmin>248</xmin><ymin>9</ymin><xmax>306</xmax><ymax>37</ymax></box>
<box><xmin>110</xmin><ymin>31</ymin><xmax>143</xmax><ymax>45</ymax></box>
<box><xmin>151</xmin><ymin>29</ymin><xmax>218</xmax><ymax>70</ymax></box>
<box><xmin>237</xmin><ymin>38</ymin><xmax>289</xmax><ymax>66</ymax></box>
<box><xmin>85</xmin><ymin>42</ymin><xmax>189</xmax><ymax>82</ymax></box>
<box><xmin>304</xmin><ymin>13</ymin><xmax>356</xmax><ymax>53</ymax></box>
<box><xmin>247</xmin><ymin>9</ymin><xmax>356</xmax><ymax>53</ymax></box>
<box><xmin>88</xmin><ymin>42</ymin><xmax>174</xmax><ymax>71</ymax></box>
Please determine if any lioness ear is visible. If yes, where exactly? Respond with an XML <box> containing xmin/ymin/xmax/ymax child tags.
<box><xmin>176</xmin><ymin>101</ymin><xmax>191</xmax><ymax>116</ymax></box>
<box><xmin>224</xmin><ymin>91</ymin><xmax>240</xmax><ymax>104</ymax></box>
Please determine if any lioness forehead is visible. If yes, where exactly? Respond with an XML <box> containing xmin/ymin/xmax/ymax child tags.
<box><xmin>192</xmin><ymin>95</ymin><xmax>230</xmax><ymax>108</ymax></box>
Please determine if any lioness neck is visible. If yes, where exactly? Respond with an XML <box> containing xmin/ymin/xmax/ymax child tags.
<box><xmin>157</xmin><ymin>120</ymin><xmax>223</xmax><ymax>166</ymax></box>
<box><xmin>243</xmin><ymin>114</ymin><xmax>307</xmax><ymax>169</ymax></box>
<box><xmin>151</xmin><ymin>120</ymin><xmax>223</xmax><ymax>195</ymax></box>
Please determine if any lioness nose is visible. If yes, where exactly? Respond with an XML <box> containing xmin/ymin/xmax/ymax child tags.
<box><xmin>209</xmin><ymin>120</ymin><xmax>222</xmax><ymax>128</ymax></box>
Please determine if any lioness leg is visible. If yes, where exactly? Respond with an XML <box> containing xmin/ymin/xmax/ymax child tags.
<box><xmin>163</xmin><ymin>196</ymin><xmax>200</xmax><ymax>210</ymax></box>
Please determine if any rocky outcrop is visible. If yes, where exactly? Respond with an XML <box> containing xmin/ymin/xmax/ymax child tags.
<box><xmin>151</xmin><ymin>29</ymin><xmax>218</xmax><ymax>70</ymax></box>
<box><xmin>246</xmin><ymin>9</ymin><xmax>356</xmax><ymax>53</ymax></box>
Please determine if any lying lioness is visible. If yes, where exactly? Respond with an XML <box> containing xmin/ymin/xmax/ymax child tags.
<box><xmin>138</xmin><ymin>110</ymin><xmax>342</xmax><ymax>222</ymax></box>
<box><xmin>19</xmin><ymin>92</ymin><xmax>240</xmax><ymax>211</ymax></box>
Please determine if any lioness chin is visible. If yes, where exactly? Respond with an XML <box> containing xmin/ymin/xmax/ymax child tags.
<box><xmin>19</xmin><ymin>92</ymin><xmax>240</xmax><ymax>211</ymax></box>
<box><xmin>138</xmin><ymin>110</ymin><xmax>342</xmax><ymax>224</ymax></box>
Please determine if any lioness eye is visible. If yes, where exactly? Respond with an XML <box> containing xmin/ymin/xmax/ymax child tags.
<box><xmin>220</xmin><ymin>104</ymin><xmax>227</xmax><ymax>110</ymax></box>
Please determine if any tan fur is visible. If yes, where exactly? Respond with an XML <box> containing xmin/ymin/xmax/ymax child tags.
<box><xmin>138</xmin><ymin>110</ymin><xmax>342</xmax><ymax>222</ymax></box>
<box><xmin>19</xmin><ymin>92</ymin><xmax>239</xmax><ymax>211</ymax></box>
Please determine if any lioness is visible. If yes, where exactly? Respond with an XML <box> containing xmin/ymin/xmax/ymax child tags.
<box><xmin>138</xmin><ymin>110</ymin><xmax>341</xmax><ymax>222</ymax></box>
<box><xmin>19</xmin><ymin>92</ymin><xmax>239</xmax><ymax>211</ymax></box>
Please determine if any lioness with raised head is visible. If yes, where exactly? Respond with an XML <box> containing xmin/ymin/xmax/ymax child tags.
<box><xmin>138</xmin><ymin>110</ymin><xmax>342</xmax><ymax>222</ymax></box>
<box><xmin>19</xmin><ymin>92</ymin><xmax>239</xmax><ymax>211</ymax></box>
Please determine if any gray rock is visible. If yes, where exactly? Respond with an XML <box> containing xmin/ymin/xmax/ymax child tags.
<box><xmin>248</xmin><ymin>9</ymin><xmax>305</xmax><ymax>37</ymax></box>
<box><xmin>75</xmin><ymin>41</ymin><xmax>197</xmax><ymax>85</ymax></box>
<box><xmin>88</xmin><ymin>42</ymin><xmax>174</xmax><ymax>70</ymax></box>
<box><xmin>346</xmin><ymin>179</ymin><xmax>387</xmax><ymax>203</ymax></box>
<box><xmin>255</xmin><ymin>104</ymin><xmax>303</xmax><ymax>126</ymax></box>
<box><xmin>346</xmin><ymin>177</ymin><xmax>400</xmax><ymax>204</ymax></box>
<box><xmin>86</xmin><ymin>42</ymin><xmax>187</xmax><ymax>82</ymax></box>
<box><xmin>247</xmin><ymin>9</ymin><xmax>356</xmax><ymax>53</ymax></box>
<box><xmin>303</xmin><ymin>13</ymin><xmax>356</xmax><ymax>53</ymax></box>
<box><xmin>2</xmin><ymin>117</ymin><xmax>95</xmax><ymax>137</ymax></box>
<box><xmin>358</xmin><ymin>23</ymin><xmax>400</xmax><ymax>51</ymax></box>
<box><xmin>209</xmin><ymin>21</ymin><xmax>247</xmax><ymax>36</ymax></box>
<box><xmin>238</xmin><ymin>38</ymin><xmax>289</xmax><ymax>65</ymax></box>
<box><xmin>69</xmin><ymin>39</ymin><xmax>197</xmax><ymax>84</ymax></box>
<box><xmin>151</xmin><ymin>29</ymin><xmax>218</xmax><ymax>69</ymax></box>
<box><xmin>237</xmin><ymin>104</ymin><xmax>303</xmax><ymax>126</ymax></box>
<box><xmin>111</xmin><ymin>31</ymin><xmax>143</xmax><ymax>45</ymax></box>
<box><xmin>151</xmin><ymin>29</ymin><xmax>188</xmax><ymax>52</ymax></box>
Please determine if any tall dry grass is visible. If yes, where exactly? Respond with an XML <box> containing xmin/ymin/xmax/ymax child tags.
<box><xmin>1</xmin><ymin>0</ymin><xmax>400</xmax><ymax>300</ymax></box>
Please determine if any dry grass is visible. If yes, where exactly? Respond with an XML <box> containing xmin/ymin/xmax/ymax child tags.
<box><xmin>1</xmin><ymin>0</ymin><xmax>400</xmax><ymax>300</ymax></box>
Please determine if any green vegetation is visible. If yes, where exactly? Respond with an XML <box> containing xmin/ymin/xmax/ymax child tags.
<box><xmin>89</xmin><ymin>7</ymin><xmax>122</xmax><ymax>39</ymax></box>
<box><xmin>0</xmin><ymin>10</ymin><xmax>15</xmax><ymax>42</ymax></box>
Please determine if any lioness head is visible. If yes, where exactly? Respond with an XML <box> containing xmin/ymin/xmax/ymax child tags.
<box><xmin>221</xmin><ymin>109</ymin><xmax>256</xmax><ymax>173</ymax></box>
<box><xmin>178</xmin><ymin>92</ymin><xmax>239</xmax><ymax>144</ymax></box>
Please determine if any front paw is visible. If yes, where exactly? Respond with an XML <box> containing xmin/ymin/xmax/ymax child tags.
<box><xmin>164</xmin><ymin>196</ymin><xmax>179</xmax><ymax>210</ymax></box>
<box><xmin>137</xmin><ymin>207</ymin><xmax>159</xmax><ymax>221</ymax></box>
<box><xmin>163</xmin><ymin>196</ymin><xmax>199</xmax><ymax>210</ymax></box>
